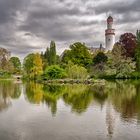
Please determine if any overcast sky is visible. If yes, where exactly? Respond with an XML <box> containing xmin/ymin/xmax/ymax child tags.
<box><xmin>0</xmin><ymin>0</ymin><xmax>140</xmax><ymax>59</ymax></box>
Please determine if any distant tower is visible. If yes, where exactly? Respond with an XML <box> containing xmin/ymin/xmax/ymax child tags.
<box><xmin>105</xmin><ymin>16</ymin><xmax>115</xmax><ymax>51</ymax></box>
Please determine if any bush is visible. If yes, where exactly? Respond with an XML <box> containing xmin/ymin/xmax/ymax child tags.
<box><xmin>0</xmin><ymin>71</ymin><xmax>12</xmax><ymax>79</ymax></box>
<box><xmin>130</xmin><ymin>72</ymin><xmax>140</xmax><ymax>79</ymax></box>
<box><xmin>66</xmin><ymin>62</ymin><xmax>88</xmax><ymax>79</ymax></box>
<box><xmin>44</xmin><ymin>65</ymin><xmax>67</xmax><ymax>79</ymax></box>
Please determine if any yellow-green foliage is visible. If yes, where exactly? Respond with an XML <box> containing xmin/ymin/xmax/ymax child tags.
<box><xmin>66</xmin><ymin>61</ymin><xmax>88</xmax><ymax>79</ymax></box>
<box><xmin>32</xmin><ymin>53</ymin><xmax>43</xmax><ymax>77</ymax></box>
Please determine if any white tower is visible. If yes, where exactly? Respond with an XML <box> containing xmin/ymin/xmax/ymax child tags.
<box><xmin>105</xmin><ymin>16</ymin><xmax>115</xmax><ymax>51</ymax></box>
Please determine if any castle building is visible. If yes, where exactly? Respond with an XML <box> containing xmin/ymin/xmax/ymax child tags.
<box><xmin>105</xmin><ymin>16</ymin><xmax>115</xmax><ymax>51</ymax></box>
<box><xmin>89</xmin><ymin>44</ymin><xmax>105</xmax><ymax>54</ymax></box>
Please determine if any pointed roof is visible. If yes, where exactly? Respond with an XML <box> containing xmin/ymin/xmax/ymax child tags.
<box><xmin>107</xmin><ymin>16</ymin><xmax>113</xmax><ymax>22</ymax></box>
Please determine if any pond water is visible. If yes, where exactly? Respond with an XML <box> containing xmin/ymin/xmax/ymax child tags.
<box><xmin>0</xmin><ymin>80</ymin><xmax>140</xmax><ymax>140</ymax></box>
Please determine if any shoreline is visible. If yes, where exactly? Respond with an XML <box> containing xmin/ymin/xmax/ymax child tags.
<box><xmin>38</xmin><ymin>79</ymin><xmax>106</xmax><ymax>85</ymax></box>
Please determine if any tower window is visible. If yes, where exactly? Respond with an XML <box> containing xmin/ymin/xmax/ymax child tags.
<box><xmin>108</xmin><ymin>39</ymin><xmax>110</xmax><ymax>41</ymax></box>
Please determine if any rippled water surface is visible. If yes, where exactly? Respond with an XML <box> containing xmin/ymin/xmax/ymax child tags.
<box><xmin>0</xmin><ymin>80</ymin><xmax>140</xmax><ymax>140</ymax></box>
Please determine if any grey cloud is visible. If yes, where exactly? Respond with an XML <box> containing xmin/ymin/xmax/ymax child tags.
<box><xmin>0</xmin><ymin>0</ymin><xmax>30</xmax><ymax>24</ymax></box>
<box><xmin>0</xmin><ymin>0</ymin><xmax>140</xmax><ymax>58</ymax></box>
<box><xmin>94</xmin><ymin>0</ymin><xmax>140</xmax><ymax>15</ymax></box>
<box><xmin>19</xmin><ymin>0</ymin><xmax>98</xmax><ymax>43</ymax></box>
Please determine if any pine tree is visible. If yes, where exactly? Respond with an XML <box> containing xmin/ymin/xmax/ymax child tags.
<box><xmin>43</xmin><ymin>47</ymin><xmax>50</xmax><ymax>69</ymax></box>
<box><xmin>49</xmin><ymin>41</ymin><xmax>56</xmax><ymax>65</ymax></box>
<box><xmin>135</xmin><ymin>30</ymin><xmax>140</xmax><ymax>71</ymax></box>
<box><xmin>46</xmin><ymin>47</ymin><xmax>50</xmax><ymax>65</ymax></box>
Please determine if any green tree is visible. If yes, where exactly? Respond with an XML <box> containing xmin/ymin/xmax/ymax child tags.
<box><xmin>61</xmin><ymin>42</ymin><xmax>92</xmax><ymax>67</ymax></box>
<box><xmin>61</xmin><ymin>50</ymin><xmax>71</xmax><ymax>64</ymax></box>
<box><xmin>106</xmin><ymin>45</ymin><xmax>136</xmax><ymax>78</ymax></box>
<box><xmin>23</xmin><ymin>53</ymin><xmax>34</xmax><ymax>75</ymax></box>
<box><xmin>44</xmin><ymin>47</ymin><xmax>50</xmax><ymax>66</ymax></box>
<box><xmin>44</xmin><ymin>65</ymin><xmax>66</xmax><ymax>79</ymax></box>
<box><xmin>66</xmin><ymin>61</ymin><xmax>88</xmax><ymax>79</ymax></box>
<box><xmin>93</xmin><ymin>52</ymin><xmax>108</xmax><ymax>65</ymax></box>
<box><xmin>115</xmin><ymin>58</ymin><xmax>136</xmax><ymax>78</ymax></box>
<box><xmin>135</xmin><ymin>30</ymin><xmax>140</xmax><ymax>71</ymax></box>
<box><xmin>112</xmin><ymin>43</ymin><xmax>126</xmax><ymax>58</ymax></box>
<box><xmin>9</xmin><ymin>57</ymin><xmax>21</xmax><ymax>74</ymax></box>
<box><xmin>49</xmin><ymin>41</ymin><xmax>56</xmax><ymax>65</ymax></box>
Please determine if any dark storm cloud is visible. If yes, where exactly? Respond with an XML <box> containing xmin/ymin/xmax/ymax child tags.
<box><xmin>94</xmin><ymin>0</ymin><xmax>140</xmax><ymax>15</ymax></box>
<box><xmin>94</xmin><ymin>0</ymin><xmax>140</xmax><ymax>24</ymax></box>
<box><xmin>0</xmin><ymin>0</ymin><xmax>30</xmax><ymax>24</ymax></box>
<box><xmin>0</xmin><ymin>0</ymin><xmax>140</xmax><ymax>58</ymax></box>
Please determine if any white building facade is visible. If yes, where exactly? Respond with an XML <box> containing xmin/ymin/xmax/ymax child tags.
<box><xmin>105</xmin><ymin>16</ymin><xmax>115</xmax><ymax>51</ymax></box>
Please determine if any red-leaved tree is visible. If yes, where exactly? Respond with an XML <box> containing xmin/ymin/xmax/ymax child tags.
<box><xmin>119</xmin><ymin>33</ymin><xmax>136</xmax><ymax>57</ymax></box>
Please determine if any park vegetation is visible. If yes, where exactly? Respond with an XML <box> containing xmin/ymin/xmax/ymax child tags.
<box><xmin>0</xmin><ymin>31</ymin><xmax>140</xmax><ymax>81</ymax></box>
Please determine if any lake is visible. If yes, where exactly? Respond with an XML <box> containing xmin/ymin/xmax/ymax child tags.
<box><xmin>0</xmin><ymin>80</ymin><xmax>140</xmax><ymax>140</ymax></box>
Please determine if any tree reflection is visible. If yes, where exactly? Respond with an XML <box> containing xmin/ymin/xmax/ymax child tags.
<box><xmin>1</xmin><ymin>80</ymin><xmax>140</xmax><ymax>139</ymax></box>
<box><xmin>25</xmin><ymin>83</ymin><xmax>96</xmax><ymax>114</ymax></box>
<box><xmin>89</xmin><ymin>85</ymin><xmax>108</xmax><ymax>107</ymax></box>
<box><xmin>0</xmin><ymin>81</ymin><xmax>21</xmax><ymax>112</ymax></box>
<box><xmin>108</xmin><ymin>81</ymin><xmax>140</xmax><ymax>121</ymax></box>
<box><xmin>25</xmin><ymin>82</ymin><xmax>64</xmax><ymax>115</ymax></box>
<box><xmin>25</xmin><ymin>81</ymin><xmax>140</xmax><ymax>121</ymax></box>
<box><xmin>25</xmin><ymin>82</ymin><xmax>44</xmax><ymax>104</ymax></box>
<box><xmin>43</xmin><ymin>85</ymin><xmax>64</xmax><ymax>115</ymax></box>
<box><xmin>63</xmin><ymin>85</ymin><xmax>94</xmax><ymax>113</ymax></box>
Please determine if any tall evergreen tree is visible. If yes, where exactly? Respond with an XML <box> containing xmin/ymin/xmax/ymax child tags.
<box><xmin>49</xmin><ymin>41</ymin><xmax>56</xmax><ymax>65</ymax></box>
<box><xmin>135</xmin><ymin>30</ymin><xmax>140</xmax><ymax>71</ymax></box>
<box><xmin>43</xmin><ymin>47</ymin><xmax>50</xmax><ymax>69</ymax></box>
<box><xmin>46</xmin><ymin>47</ymin><xmax>50</xmax><ymax>65</ymax></box>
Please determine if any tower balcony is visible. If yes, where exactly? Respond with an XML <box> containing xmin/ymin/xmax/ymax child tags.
<box><xmin>105</xmin><ymin>29</ymin><xmax>115</xmax><ymax>36</ymax></box>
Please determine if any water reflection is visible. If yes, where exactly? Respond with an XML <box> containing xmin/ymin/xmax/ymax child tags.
<box><xmin>1</xmin><ymin>80</ymin><xmax>140</xmax><ymax>139</ymax></box>
<box><xmin>0</xmin><ymin>81</ymin><xmax>21</xmax><ymax>112</ymax></box>
<box><xmin>108</xmin><ymin>80</ymin><xmax>140</xmax><ymax>121</ymax></box>
<box><xmin>24</xmin><ymin>81</ymin><xmax>140</xmax><ymax>121</ymax></box>
<box><xmin>1</xmin><ymin>80</ymin><xmax>140</xmax><ymax>122</ymax></box>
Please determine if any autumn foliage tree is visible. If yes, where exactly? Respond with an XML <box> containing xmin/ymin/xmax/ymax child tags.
<box><xmin>32</xmin><ymin>53</ymin><xmax>43</xmax><ymax>78</ymax></box>
<box><xmin>23</xmin><ymin>53</ymin><xmax>43</xmax><ymax>79</ymax></box>
<box><xmin>119</xmin><ymin>33</ymin><xmax>136</xmax><ymax>57</ymax></box>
